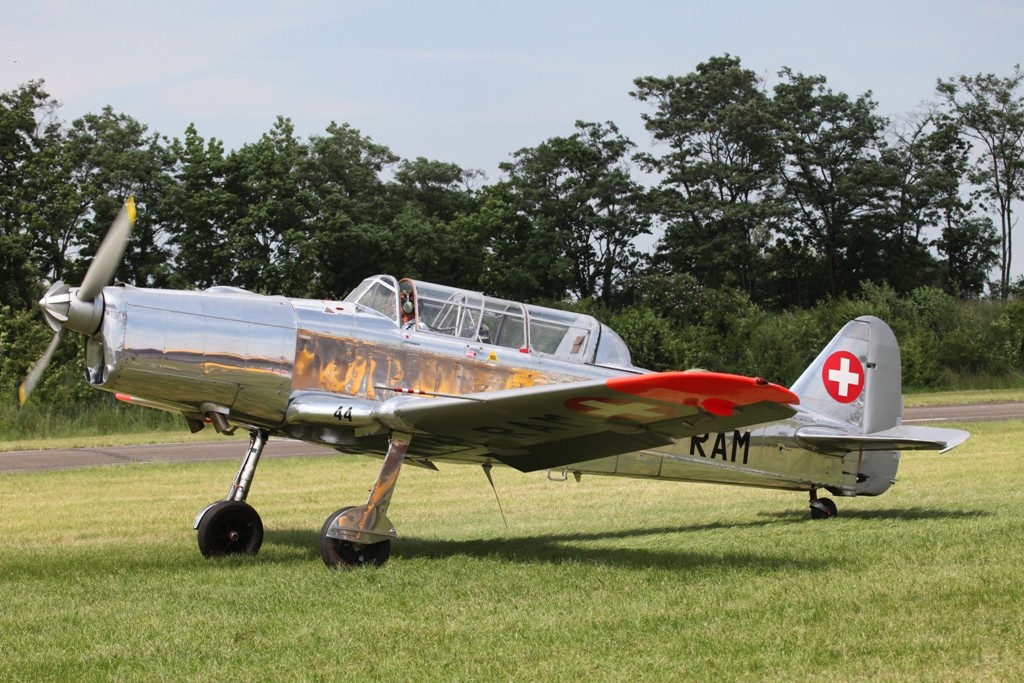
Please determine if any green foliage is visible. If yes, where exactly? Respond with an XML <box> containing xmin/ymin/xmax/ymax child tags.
<box><xmin>935</xmin><ymin>216</ymin><xmax>1000</xmax><ymax>297</ymax></box>
<box><xmin>162</xmin><ymin>124</ymin><xmax>233</xmax><ymax>290</ymax></box>
<box><xmin>633</xmin><ymin>56</ymin><xmax>783</xmax><ymax>297</ymax></box>
<box><xmin>613</xmin><ymin>277</ymin><xmax>1024</xmax><ymax>388</ymax></box>
<box><xmin>302</xmin><ymin>122</ymin><xmax>400</xmax><ymax>297</ymax></box>
<box><xmin>937</xmin><ymin>65</ymin><xmax>1024</xmax><ymax>299</ymax></box>
<box><xmin>380</xmin><ymin>157</ymin><xmax>486</xmax><ymax>289</ymax></box>
<box><xmin>494</xmin><ymin>120</ymin><xmax>651</xmax><ymax>305</ymax></box>
<box><xmin>0</xmin><ymin>304</ymin><xmax>51</xmax><ymax>405</ymax></box>
<box><xmin>603</xmin><ymin>305</ymin><xmax>686</xmax><ymax>371</ymax></box>
<box><xmin>0</xmin><ymin>398</ymin><xmax>182</xmax><ymax>443</ymax></box>
<box><xmin>0</xmin><ymin>303</ymin><xmax>110</xmax><ymax>417</ymax></box>
<box><xmin>223</xmin><ymin>116</ymin><xmax>314</xmax><ymax>295</ymax></box>
<box><xmin>0</xmin><ymin>80</ymin><xmax>58</xmax><ymax>308</ymax></box>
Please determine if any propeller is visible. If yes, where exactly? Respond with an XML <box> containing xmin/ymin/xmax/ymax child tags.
<box><xmin>18</xmin><ymin>197</ymin><xmax>136</xmax><ymax>406</ymax></box>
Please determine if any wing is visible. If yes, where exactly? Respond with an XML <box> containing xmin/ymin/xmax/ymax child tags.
<box><xmin>288</xmin><ymin>371</ymin><xmax>799</xmax><ymax>472</ymax></box>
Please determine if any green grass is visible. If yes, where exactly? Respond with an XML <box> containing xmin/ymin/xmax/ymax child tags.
<box><xmin>1</xmin><ymin>421</ymin><xmax>1023</xmax><ymax>681</ymax></box>
<box><xmin>0</xmin><ymin>401</ymin><xmax>190</xmax><ymax>451</ymax></box>
<box><xmin>0</xmin><ymin>423</ymin><xmax>240</xmax><ymax>452</ymax></box>
<box><xmin>904</xmin><ymin>387</ymin><xmax>1024</xmax><ymax>407</ymax></box>
<box><xmin>0</xmin><ymin>401</ymin><xmax>252</xmax><ymax>451</ymax></box>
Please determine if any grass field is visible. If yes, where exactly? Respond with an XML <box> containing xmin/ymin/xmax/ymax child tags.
<box><xmin>903</xmin><ymin>387</ymin><xmax>1024</xmax><ymax>407</ymax></box>
<box><xmin>1</xmin><ymin>421</ymin><xmax>1023</xmax><ymax>681</ymax></box>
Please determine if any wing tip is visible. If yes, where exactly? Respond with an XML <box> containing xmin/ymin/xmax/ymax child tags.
<box><xmin>607</xmin><ymin>371</ymin><xmax>800</xmax><ymax>409</ymax></box>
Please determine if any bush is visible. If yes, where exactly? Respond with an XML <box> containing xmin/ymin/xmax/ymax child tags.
<box><xmin>604</xmin><ymin>279</ymin><xmax>1024</xmax><ymax>391</ymax></box>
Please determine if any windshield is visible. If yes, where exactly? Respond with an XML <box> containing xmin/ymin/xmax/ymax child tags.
<box><xmin>343</xmin><ymin>275</ymin><xmax>399</xmax><ymax>322</ymax></box>
<box><xmin>342</xmin><ymin>275</ymin><xmax>633</xmax><ymax>367</ymax></box>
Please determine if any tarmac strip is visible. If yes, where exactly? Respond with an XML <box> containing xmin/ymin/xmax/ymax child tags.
<box><xmin>0</xmin><ymin>438</ymin><xmax>334</xmax><ymax>474</ymax></box>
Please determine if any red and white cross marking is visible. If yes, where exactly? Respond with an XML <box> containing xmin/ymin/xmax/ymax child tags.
<box><xmin>821</xmin><ymin>351</ymin><xmax>864</xmax><ymax>403</ymax></box>
<box><xmin>565</xmin><ymin>397</ymin><xmax>678</xmax><ymax>420</ymax></box>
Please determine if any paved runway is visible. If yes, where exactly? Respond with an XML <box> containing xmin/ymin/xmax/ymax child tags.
<box><xmin>900</xmin><ymin>402</ymin><xmax>1024</xmax><ymax>423</ymax></box>
<box><xmin>1</xmin><ymin>403</ymin><xmax>1020</xmax><ymax>474</ymax></box>
<box><xmin>0</xmin><ymin>438</ymin><xmax>335</xmax><ymax>474</ymax></box>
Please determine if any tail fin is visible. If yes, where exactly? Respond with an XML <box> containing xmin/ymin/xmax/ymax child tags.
<box><xmin>790</xmin><ymin>315</ymin><xmax>902</xmax><ymax>434</ymax></box>
<box><xmin>790</xmin><ymin>315</ymin><xmax>969</xmax><ymax>496</ymax></box>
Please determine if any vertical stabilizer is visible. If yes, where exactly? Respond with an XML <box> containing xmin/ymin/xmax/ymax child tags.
<box><xmin>790</xmin><ymin>316</ymin><xmax>903</xmax><ymax>435</ymax></box>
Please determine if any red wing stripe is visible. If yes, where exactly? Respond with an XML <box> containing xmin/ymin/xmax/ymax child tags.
<box><xmin>605</xmin><ymin>372</ymin><xmax>799</xmax><ymax>417</ymax></box>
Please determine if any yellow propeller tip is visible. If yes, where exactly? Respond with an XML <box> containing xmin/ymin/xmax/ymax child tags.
<box><xmin>126</xmin><ymin>196</ymin><xmax>137</xmax><ymax>224</ymax></box>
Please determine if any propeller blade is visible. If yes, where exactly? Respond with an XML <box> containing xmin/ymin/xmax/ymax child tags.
<box><xmin>78</xmin><ymin>196</ymin><xmax>136</xmax><ymax>302</ymax></box>
<box><xmin>18</xmin><ymin>328</ymin><xmax>67</xmax><ymax>407</ymax></box>
<box><xmin>19</xmin><ymin>197</ymin><xmax>135</xmax><ymax>406</ymax></box>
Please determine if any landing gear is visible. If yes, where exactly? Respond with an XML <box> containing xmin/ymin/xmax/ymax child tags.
<box><xmin>809</xmin><ymin>489</ymin><xmax>838</xmax><ymax>519</ymax></box>
<box><xmin>319</xmin><ymin>432</ymin><xmax>411</xmax><ymax>569</ymax></box>
<box><xmin>195</xmin><ymin>429</ymin><xmax>269</xmax><ymax>557</ymax></box>
<box><xmin>319</xmin><ymin>507</ymin><xmax>392</xmax><ymax>567</ymax></box>
<box><xmin>196</xmin><ymin>500</ymin><xmax>264</xmax><ymax>556</ymax></box>
<box><xmin>192</xmin><ymin>428</ymin><xmax>412</xmax><ymax>567</ymax></box>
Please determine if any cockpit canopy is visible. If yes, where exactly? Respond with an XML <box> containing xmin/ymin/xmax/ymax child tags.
<box><xmin>343</xmin><ymin>275</ymin><xmax>633</xmax><ymax>368</ymax></box>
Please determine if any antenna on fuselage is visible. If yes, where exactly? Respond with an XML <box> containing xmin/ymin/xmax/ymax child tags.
<box><xmin>481</xmin><ymin>463</ymin><xmax>508</xmax><ymax>530</ymax></box>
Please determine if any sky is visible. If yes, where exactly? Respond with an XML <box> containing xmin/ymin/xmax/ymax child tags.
<box><xmin>2</xmin><ymin>0</ymin><xmax>1022</xmax><ymax>273</ymax></box>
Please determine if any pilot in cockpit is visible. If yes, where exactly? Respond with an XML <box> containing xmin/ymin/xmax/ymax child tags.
<box><xmin>400</xmin><ymin>285</ymin><xmax>430</xmax><ymax>332</ymax></box>
<box><xmin>399</xmin><ymin>288</ymin><xmax>415</xmax><ymax>326</ymax></box>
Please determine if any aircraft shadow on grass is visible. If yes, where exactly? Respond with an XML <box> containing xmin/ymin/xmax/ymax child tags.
<box><xmin>755</xmin><ymin>506</ymin><xmax>992</xmax><ymax>523</ymax></box>
<box><xmin>262</xmin><ymin>504</ymin><xmax>988</xmax><ymax>571</ymax></box>
<box><xmin>265</xmin><ymin>526</ymin><xmax>819</xmax><ymax>572</ymax></box>
<box><xmin>0</xmin><ymin>507</ymin><xmax>988</xmax><ymax>582</ymax></box>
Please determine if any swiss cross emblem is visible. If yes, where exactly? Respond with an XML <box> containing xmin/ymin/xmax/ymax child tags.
<box><xmin>565</xmin><ymin>397</ymin><xmax>678</xmax><ymax>421</ymax></box>
<box><xmin>821</xmin><ymin>351</ymin><xmax>864</xmax><ymax>403</ymax></box>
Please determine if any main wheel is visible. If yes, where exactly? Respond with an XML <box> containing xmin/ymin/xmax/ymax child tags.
<box><xmin>319</xmin><ymin>506</ymin><xmax>392</xmax><ymax>569</ymax></box>
<box><xmin>809</xmin><ymin>497</ymin><xmax>838</xmax><ymax>520</ymax></box>
<box><xmin>196</xmin><ymin>500</ymin><xmax>264</xmax><ymax>557</ymax></box>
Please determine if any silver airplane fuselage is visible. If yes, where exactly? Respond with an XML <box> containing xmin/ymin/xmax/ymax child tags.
<box><xmin>86</xmin><ymin>280</ymin><xmax>926</xmax><ymax>501</ymax></box>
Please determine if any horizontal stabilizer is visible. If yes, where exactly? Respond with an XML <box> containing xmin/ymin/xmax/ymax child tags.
<box><xmin>795</xmin><ymin>425</ymin><xmax>970</xmax><ymax>455</ymax></box>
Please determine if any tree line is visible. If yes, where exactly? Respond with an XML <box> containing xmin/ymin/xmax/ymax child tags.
<box><xmin>2</xmin><ymin>56</ymin><xmax>1024</xmax><ymax>408</ymax></box>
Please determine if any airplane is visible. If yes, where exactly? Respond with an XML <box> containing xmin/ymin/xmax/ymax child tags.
<box><xmin>19</xmin><ymin>198</ymin><xmax>970</xmax><ymax>568</ymax></box>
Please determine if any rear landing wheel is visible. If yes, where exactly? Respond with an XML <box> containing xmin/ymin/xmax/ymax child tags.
<box><xmin>809</xmin><ymin>497</ymin><xmax>838</xmax><ymax>520</ymax></box>
<box><xmin>196</xmin><ymin>500</ymin><xmax>264</xmax><ymax>557</ymax></box>
<box><xmin>319</xmin><ymin>506</ymin><xmax>392</xmax><ymax>569</ymax></box>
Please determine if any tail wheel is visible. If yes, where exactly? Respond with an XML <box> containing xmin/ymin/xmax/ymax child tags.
<box><xmin>319</xmin><ymin>506</ymin><xmax>392</xmax><ymax>569</ymax></box>
<box><xmin>809</xmin><ymin>497</ymin><xmax>838</xmax><ymax>520</ymax></box>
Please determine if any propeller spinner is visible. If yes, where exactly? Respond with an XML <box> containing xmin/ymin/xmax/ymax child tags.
<box><xmin>18</xmin><ymin>197</ymin><xmax>136</xmax><ymax>406</ymax></box>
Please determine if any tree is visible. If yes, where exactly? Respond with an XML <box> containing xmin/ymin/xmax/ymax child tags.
<box><xmin>855</xmin><ymin>111</ymin><xmax>967</xmax><ymax>294</ymax></box>
<box><xmin>301</xmin><ymin>122</ymin><xmax>398</xmax><ymax>297</ymax></box>
<box><xmin>470</xmin><ymin>186</ymin><xmax>550</xmax><ymax>301</ymax></box>
<box><xmin>56</xmin><ymin>107</ymin><xmax>173</xmax><ymax>288</ymax></box>
<box><xmin>632</xmin><ymin>55</ymin><xmax>783</xmax><ymax>299</ymax></box>
<box><xmin>937</xmin><ymin>66</ymin><xmax>1024</xmax><ymax>300</ymax></box>
<box><xmin>934</xmin><ymin>216</ymin><xmax>999</xmax><ymax>297</ymax></box>
<box><xmin>887</xmin><ymin>110</ymin><xmax>997</xmax><ymax>297</ymax></box>
<box><xmin>385</xmin><ymin>157</ymin><xmax>485</xmax><ymax>288</ymax></box>
<box><xmin>223</xmin><ymin>116</ymin><xmax>313</xmax><ymax>295</ymax></box>
<box><xmin>492</xmin><ymin>120</ymin><xmax>650</xmax><ymax>305</ymax></box>
<box><xmin>161</xmin><ymin>124</ymin><xmax>234</xmax><ymax>289</ymax></box>
<box><xmin>770</xmin><ymin>69</ymin><xmax>891</xmax><ymax>299</ymax></box>
<box><xmin>0</xmin><ymin>81</ymin><xmax>60</xmax><ymax>308</ymax></box>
